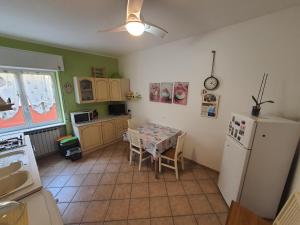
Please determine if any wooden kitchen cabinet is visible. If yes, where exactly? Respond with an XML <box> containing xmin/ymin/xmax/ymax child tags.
<box><xmin>73</xmin><ymin>77</ymin><xmax>96</xmax><ymax>104</ymax></box>
<box><xmin>102</xmin><ymin>120</ymin><xmax>116</xmax><ymax>144</ymax></box>
<box><xmin>95</xmin><ymin>78</ymin><xmax>110</xmax><ymax>102</ymax></box>
<box><xmin>79</xmin><ymin>124</ymin><xmax>103</xmax><ymax>151</ymax></box>
<box><xmin>109</xmin><ymin>79</ymin><xmax>130</xmax><ymax>101</ymax></box>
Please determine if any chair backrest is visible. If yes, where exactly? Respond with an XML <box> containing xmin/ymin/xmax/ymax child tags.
<box><xmin>128</xmin><ymin>118</ymin><xmax>139</xmax><ymax>129</ymax></box>
<box><xmin>273</xmin><ymin>192</ymin><xmax>300</xmax><ymax>225</ymax></box>
<box><xmin>175</xmin><ymin>132</ymin><xmax>186</xmax><ymax>158</ymax></box>
<box><xmin>128</xmin><ymin>128</ymin><xmax>142</xmax><ymax>150</ymax></box>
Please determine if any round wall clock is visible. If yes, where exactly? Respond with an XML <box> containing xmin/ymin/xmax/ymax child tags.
<box><xmin>204</xmin><ymin>50</ymin><xmax>219</xmax><ymax>90</ymax></box>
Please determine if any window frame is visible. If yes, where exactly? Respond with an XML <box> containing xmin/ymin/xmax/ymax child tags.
<box><xmin>0</xmin><ymin>68</ymin><xmax>65</xmax><ymax>134</ymax></box>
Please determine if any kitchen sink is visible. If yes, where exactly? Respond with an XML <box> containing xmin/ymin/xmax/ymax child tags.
<box><xmin>0</xmin><ymin>150</ymin><xmax>26</xmax><ymax>168</ymax></box>
<box><xmin>0</xmin><ymin>161</ymin><xmax>22</xmax><ymax>178</ymax></box>
<box><xmin>0</xmin><ymin>171</ymin><xmax>32</xmax><ymax>198</ymax></box>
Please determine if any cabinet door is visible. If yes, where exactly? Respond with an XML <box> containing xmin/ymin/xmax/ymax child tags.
<box><xmin>122</xmin><ymin>118</ymin><xmax>128</xmax><ymax>132</ymax></box>
<box><xmin>74</xmin><ymin>77</ymin><xmax>95</xmax><ymax>103</ymax></box>
<box><xmin>109</xmin><ymin>79</ymin><xmax>122</xmax><ymax>101</ymax></box>
<box><xmin>102</xmin><ymin>121</ymin><xmax>116</xmax><ymax>144</ymax></box>
<box><xmin>115</xmin><ymin>119</ymin><xmax>124</xmax><ymax>138</ymax></box>
<box><xmin>95</xmin><ymin>78</ymin><xmax>109</xmax><ymax>102</ymax></box>
<box><xmin>79</xmin><ymin>124</ymin><xmax>102</xmax><ymax>151</ymax></box>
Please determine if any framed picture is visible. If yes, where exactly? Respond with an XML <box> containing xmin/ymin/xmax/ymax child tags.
<box><xmin>92</xmin><ymin>67</ymin><xmax>105</xmax><ymax>77</ymax></box>
<box><xmin>173</xmin><ymin>82</ymin><xmax>189</xmax><ymax>105</ymax></box>
<box><xmin>160</xmin><ymin>82</ymin><xmax>173</xmax><ymax>104</ymax></box>
<box><xmin>149</xmin><ymin>83</ymin><xmax>160</xmax><ymax>102</ymax></box>
<box><xmin>201</xmin><ymin>93</ymin><xmax>220</xmax><ymax>118</ymax></box>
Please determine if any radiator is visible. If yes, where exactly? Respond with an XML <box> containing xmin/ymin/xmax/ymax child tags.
<box><xmin>26</xmin><ymin>126</ymin><xmax>65</xmax><ymax>158</ymax></box>
<box><xmin>273</xmin><ymin>192</ymin><xmax>300</xmax><ymax>225</ymax></box>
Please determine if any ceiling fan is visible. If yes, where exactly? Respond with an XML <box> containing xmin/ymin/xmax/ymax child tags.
<box><xmin>99</xmin><ymin>0</ymin><xmax>168</xmax><ymax>38</ymax></box>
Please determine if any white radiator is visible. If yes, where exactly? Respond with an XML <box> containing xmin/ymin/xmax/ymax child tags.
<box><xmin>273</xmin><ymin>192</ymin><xmax>300</xmax><ymax>225</ymax></box>
<box><xmin>26</xmin><ymin>126</ymin><xmax>65</xmax><ymax>158</ymax></box>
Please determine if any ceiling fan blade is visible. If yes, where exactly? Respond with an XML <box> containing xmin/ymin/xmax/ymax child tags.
<box><xmin>144</xmin><ymin>22</ymin><xmax>168</xmax><ymax>38</ymax></box>
<box><xmin>98</xmin><ymin>25</ymin><xmax>126</xmax><ymax>33</ymax></box>
<box><xmin>127</xmin><ymin>0</ymin><xmax>144</xmax><ymax>21</ymax></box>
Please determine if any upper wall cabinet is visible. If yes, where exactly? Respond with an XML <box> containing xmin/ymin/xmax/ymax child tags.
<box><xmin>109</xmin><ymin>79</ymin><xmax>130</xmax><ymax>101</ymax></box>
<box><xmin>73</xmin><ymin>77</ymin><xmax>130</xmax><ymax>104</ymax></box>
<box><xmin>95</xmin><ymin>78</ymin><xmax>110</xmax><ymax>102</ymax></box>
<box><xmin>74</xmin><ymin>77</ymin><xmax>96</xmax><ymax>104</ymax></box>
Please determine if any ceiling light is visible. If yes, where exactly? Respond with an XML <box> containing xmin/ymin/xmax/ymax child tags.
<box><xmin>125</xmin><ymin>22</ymin><xmax>145</xmax><ymax>36</ymax></box>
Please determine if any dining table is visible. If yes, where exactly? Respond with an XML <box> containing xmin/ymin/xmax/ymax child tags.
<box><xmin>125</xmin><ymin>122</ymin><xmax>181</xmax><ymax>178</ymax></box>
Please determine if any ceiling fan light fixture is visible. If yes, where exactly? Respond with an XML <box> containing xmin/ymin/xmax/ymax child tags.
<box><xmin>125</xmin><ymin>21</ymin><xmax>145</xmax><ymax>36</ymax></box>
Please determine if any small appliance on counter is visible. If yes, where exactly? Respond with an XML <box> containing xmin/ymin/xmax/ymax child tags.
<box><xmin>108</xmin><ymin>103</ymin><xmax>126</xmax><ymax>115</ymax></box>
<box><xmin>70</xmin><ymin>111</ymin><xmax>94</xmax><ymax>124</ymax></box>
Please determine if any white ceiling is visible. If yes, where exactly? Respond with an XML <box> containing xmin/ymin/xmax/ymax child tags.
<box><xmin>0</xmin><ymin>0</ymin><xmax>300</xmax><ymax>57</ymax></box>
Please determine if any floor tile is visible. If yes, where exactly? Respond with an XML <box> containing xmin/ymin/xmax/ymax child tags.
<box><xmin>92</xmin><ymin>184</ymin><xmax>114</xmax><ymax>200</ymax></box>
<box><xmin>193</xmin><ymin>168</ymin><xmax>210</xmax><ymax>179</ymax></box>
<box><xmin>149</xmin><ymin>182</ymin><xmax>167</xmax><ymax>197</ymax></box>
<box><xmin>48</xmin><ymin>175</ymin><xmax>71</xmax><ymax>187</ymax></box>
<box><xmin>207</xmin><ymin>194</ymin><xmax>228</xmax><ymax>213</ymax></box>
<box><xmin>82</xmin><ymin>173</ymin><xmax>102</xmax><ymax>186</ymax></box>
<box><xmin>100</xmin><ymin>173</ymin><xmax>118</xmax><ymax>184</ymax></box>
<box><xmin>163</xmin><ymin>170</ymin><xmax>178</xmax><ymax>181</ymax></box>
<box><xmin>72</xmin><ymin>186</ymin><xmax>96</xmax><ymax>202</ymax></box>
<box><xmin>112</xmin><ymin>184</ymin><xmax>132</xmax><ymax>199</ymax></box>
<box><xmin>198</xmin><ymin>179</ymin><xmax>219</xmax><ymax>194</ymax></box>
<box><xmin>105</xmin><ymin>163</ymin><xmax>121</xmax><ymax>173</ymax></box>
<box><xmin>91</xmin><ymin>163</ymin><xmax>107</xmax><ymax>173</ymax></box>
<box><xmin>105</xmin><ymin>199</ymin><xmax>130</xmax><ymax>221</ymax></box>
<box><xmin>120</xmin><ymin>163</ymin><xmax>134</xmax><ymax>173</ymax></box>
<box><xmin>195</xmin><ymin>214</ymin><xmax>221</xmax><ymax>225</ymax></box>
<box><xmin>56</xmin><ymin>186</ymin><xmax>78</xmax><ymax>202</ymax></box>
<box><xmin>148</xmin><ymin>171</ymin><xmax>164</xmax><ymax>182</ymax></box>
<box><xmin>217</xmin><ymin>213</ymin><xmax>228</xmax><ymax>225</ymax></box>
<box><xmin>169</xmin><ymin>196</ymin><xmax>193</xmax><ymax>216</ymax></box>
<box><xmin>65</xmin><ymin>174</ymin><xmax>87</xmax><ymax>186</ymax></box>
<box><xmin>57</xmin><ymin>202</ymin><xmax>68</xmax><ymax>215</ymax></box>
<box><xmin>180</xmin><ymin>170</ymin><xmax>196</xmax><ymax>181</ymax></box>
<box><xmin>131</xmin><ymin>183</ymin><xmax>149</xmax><ymax>198</ymax></box>
<box><xmin>150</xmin><ymin>196</ymin><xmax>172</xmax><ymax>217</ymax></box>
<box><xmin>104</xmin><ymin>220</ymin><xmax>128</xmax><ymax>225</ymax></box>
<box><xmin>62</xmin><ymin>202</ymin><xmax>88</xmax><ymax>224</ymax></box>
<box><xmin>182</xmin><ymin>181</ymin><xmax>203</xmax><ymax>195</ymax></box>
<box><xmin>132</xmin><ymin>172</ymin><xmax>148</xmax><ymax>183</ymax></box>
<box><xmin>165</xmin><ymin>182</ymin><xmax>185</xmax><ymax>196</ymax></box>
<box><xmin>116</xmin><ymin>172</ymin><xmax>133</xmax><ymax>184</ymax></box>
<box><xmin>82</xmin><ymin>200</ymin><xmax>110</xmax><ymax>223</ymax></box>
<box><xmin>75</xmin><ymin>163</ymin><xmax>93</xmax><ymax>174</ymax></box>
<box><xmin>150</xmin><ymin>217</ymin><xmax>173</xmax><ymax>225</ymax></box>
<box><xmin>41</xmin><ymin>176</ymin><xmax>56</xmax><ymax>187</ymax></box>
<box><xmin>128</xmin><ymin>219</ymin><xmax>150</xmax><ymax>225</ymax></box>
<box><xmin>128</xmin><ymin>198</ymin><xmax>150</xmax><ymax>219</ymax></box>
<box><xmin>173</xmin><ymin>215</ymin><xmax>197</xmax><ymax>225</ymax></box>
<box><xmin>188</xmin><ymin>195</ymin><xmax>213</xmax><ymax>214</ymax></box>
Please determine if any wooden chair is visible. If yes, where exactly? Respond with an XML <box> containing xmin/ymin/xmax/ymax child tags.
<box><xmin>128</xmin><ymin>128</ymin><xmax>151</xmax><ymax>171</ymax></box>
<box><xmin>159</xmin><ymin>132</ymin><xmax>186</xmax><ymax>180</ymax></box>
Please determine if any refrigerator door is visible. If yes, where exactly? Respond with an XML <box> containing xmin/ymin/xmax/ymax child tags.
<box><xmin>228</xmin><ymin>113</ymin><xmax>257</xmax><ymax>149</ymax></box>
<box><xmin>218</xmin><ymin>137</ymin><xmax>251</xmax><ymax>206</ymax></box>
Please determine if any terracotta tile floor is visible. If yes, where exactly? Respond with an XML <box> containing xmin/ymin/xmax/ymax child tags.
<box><xmin>37</xmin><ymin>141</ymin><xmax>228</xmax><ymax>225</ymax></box>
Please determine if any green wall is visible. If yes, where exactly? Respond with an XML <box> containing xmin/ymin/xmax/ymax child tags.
<box><xmin>0</xmin><ymin>36</ymin><xmax>119</xmax><ymax>134</ymax></box>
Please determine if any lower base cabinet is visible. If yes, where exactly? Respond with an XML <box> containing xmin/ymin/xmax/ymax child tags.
<box><xmin>74</xmin><ymin>116</ymin><xmax>129</xmax><ymax>153</ymax></box>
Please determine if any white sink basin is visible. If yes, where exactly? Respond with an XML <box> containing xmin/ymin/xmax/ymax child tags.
<box><xmin>0</xmin><ymin>161</ymin><xmax>22</xmax><ymax>178</ymax></box>
<box><xmin>0</xmin><ymin>150</ymin><xmax>26</xmax><ymax>168</ymax></box>
<box><xmin>0</xmin><ymin>171</ymin><xmax>32</xmax><ymax>198</ymax></box>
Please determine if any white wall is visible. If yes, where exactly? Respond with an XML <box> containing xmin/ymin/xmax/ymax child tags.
<box><xmin>119</xmin><ymin>6</ymin><xmax>300</xmax><ymax>172</ymax></box>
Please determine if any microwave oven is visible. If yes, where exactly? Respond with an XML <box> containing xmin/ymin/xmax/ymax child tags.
<box><xmin>70</xmin><ymin>111</ymin><xmax>93</xmax><ymax>124</ymax></box>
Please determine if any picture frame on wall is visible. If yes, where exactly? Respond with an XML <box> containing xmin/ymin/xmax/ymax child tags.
<box><xmin>160</xmin><ymin>82</ymin><xmax>173</xmax><ymax>104</ymax></box>
<box><xmin>149</xmin><ymin>83</ymin><xmax>160</xmax><ymax>102</ymax></box>
<box><xmin>173</xmin><ymin>82</ymin><xmax>189</xmax><ymax>105</ymax></box>
<box><xmin>201</xmin><ymin>93</ymin><xmax>220</xmax><ymax>118</ymax></box>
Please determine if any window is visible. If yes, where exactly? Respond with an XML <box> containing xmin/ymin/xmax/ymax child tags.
<box><xmin>0</xmin><ymin>69</ymin><xmax>63</xmax><ymax>133</ymax></box>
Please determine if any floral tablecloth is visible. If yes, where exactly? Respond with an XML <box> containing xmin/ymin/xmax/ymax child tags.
<box><xmin>125</xmin><ymin>123</ymin><xmax>181</xmax><ymax>158</ymax></box>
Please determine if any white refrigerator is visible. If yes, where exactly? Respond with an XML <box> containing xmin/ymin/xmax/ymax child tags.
<box><xmin>218</xmin><ymin>113</ymin><xmax>300</xmax><ymax>219</ymax></box>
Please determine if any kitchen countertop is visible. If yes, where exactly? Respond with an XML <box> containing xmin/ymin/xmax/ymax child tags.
<box><xmin>73</xmin><ymin>114</ymin><xmax>130</xmax><ymax>127</ymax></box>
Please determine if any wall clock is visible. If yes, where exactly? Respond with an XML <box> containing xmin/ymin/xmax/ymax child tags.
<box><xmin>204</xmin><ymin>50</ymin><xmax>219</xmax><ymax>90</ymax></box>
